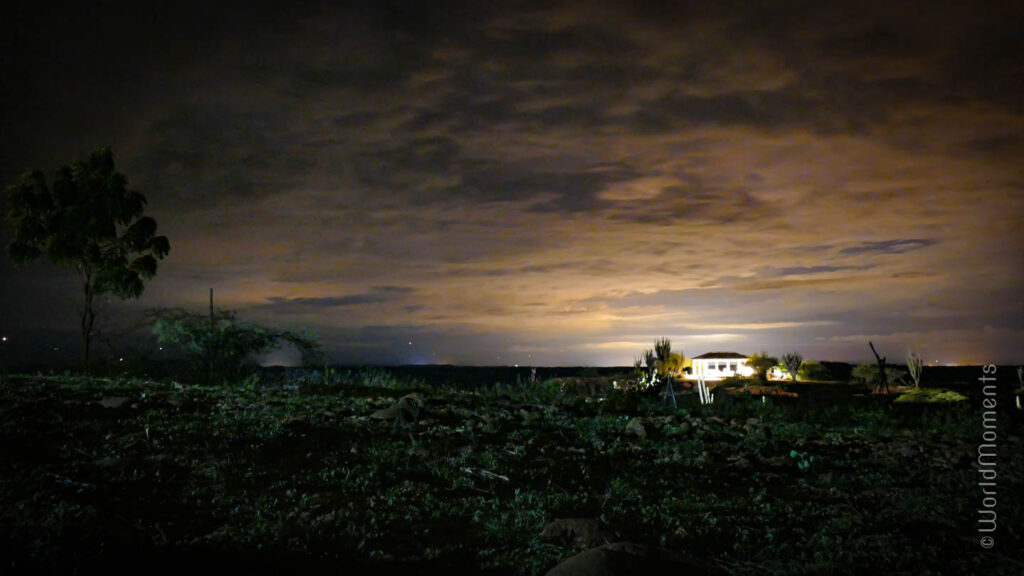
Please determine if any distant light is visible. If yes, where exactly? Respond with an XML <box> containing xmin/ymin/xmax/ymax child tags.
<box><xmin>53</xmin><ymin>347</ymin><xmax>59</xmax><ymax>351</ymax></box>
<box><xmin>119</xmin><ymin>357</ymin><xmax>124</xmax><ymax>362</ymax></box>
<box><xmin>1</xmin><ymin>336</ymin><xmax>7</xmax><ymax>342</ymax></box>
<box><xmin>159</xmin><ymin>347</ymin><xmax>163</xmax><ymax>351</ymax></box>
<box><xmin>408</xmin><ymin>341</ymin><xmax>412</xmax><ymax>346</ymax></box>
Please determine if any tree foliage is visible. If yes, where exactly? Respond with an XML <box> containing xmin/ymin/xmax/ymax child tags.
<box><xmin>797</xmin><ymin>360</ymin><xmax>832</xmax><ymax>381</ymax></box>
<box><xmin>654</xmin><ymin>338</ymin><xmax>672</xmax><ymax>365</ymax></box>
<box><xmin>151</xmin><ymin>308</ymin><xmax>321</xmax><ymax>383</ymax></box>
<box><xmin>4</xmin><ymin>147</ymin><xmax>170</xmax><ymax>366</ymax></box>
<box><xmin>661</xmin><ymin>352</ymin><xmax>685</xmax><ymax>376</ymax></box>
<box><xmin>747</xmin><ymin>352</ymin><xmax>779</xmax><ymax>383</ymax></box>
<box><xmin>641</xmin><ymin>349</ymin><xmax>657</xmax><ymax>371</ymax></box>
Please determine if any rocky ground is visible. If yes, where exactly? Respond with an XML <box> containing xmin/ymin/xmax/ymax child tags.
<box><xmin>1</xmin><ymin>372</ymin><xmax>1022</xmax><ymax>574</ymax></box>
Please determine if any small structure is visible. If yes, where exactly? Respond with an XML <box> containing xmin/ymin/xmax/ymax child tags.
<box><xmin>687</xmin><ymin>352</ymin><xmax>754</xmax><ymax>380</ymax></box>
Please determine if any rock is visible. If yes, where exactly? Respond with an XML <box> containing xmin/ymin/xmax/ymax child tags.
<box><xmin>729</xmin><ymin>455</ymin><xmax>752</xmax><ymax>469</ymax></box>
<box><xmin>544</xmin><ymin>542</ymin><xmax>726</xmax><ymax>576</ymax></box>
<box><xmin>648</xmin><ymin>416</ymin><xmax>673</xmax><ymax>430</ymax></box>
<box><xmin>406</xmin><ymin>445</ymin><xmax>430</xmax><ymax>458</ymax></box>
<box><xmin>899</xmin><ymin>444</ymin><xmax>920</xmax><ymax>458</ymax></box>
<box><xmin>284</xmin><ymin>416</ymin><xmax>311</xmax><ymax>434</ymax></box>
<box><xmin>540</xmin><ymin>518</ymin><xmax>612</xmax><ymax>549</ymax></box>
<box><xmin>624</xmin><ymin>418</ymin><xmax>647</xmax><ymax>439</ymax></box>
<box><xmin>93</xmin><ymin>456</ymin><xmax>119</xmax><ymax>467</ymax></box>
<box><xmin>369</xmin><ymin>393</ymin><xmax>425</xmax><ymax>421</ymax></box>
<box><xmin>370</xmin><ymin>403</ymin><xmax>404</xmax><ymax>420</ymax></box>
<box><xmin>98</xmin><ymin>396</ymin><xmax>132</xmax><ymax>409</ymax></box>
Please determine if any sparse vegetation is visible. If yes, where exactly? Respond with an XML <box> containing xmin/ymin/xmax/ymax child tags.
<box><xmin>1</xmin><ymin>370</ymin><xmax>1020</xmax><ymax>574</ymax></box>
<box><xmin>894</xmin><ymin>387</ymin><xmax>967</xmax><ymax>403</ymax></box>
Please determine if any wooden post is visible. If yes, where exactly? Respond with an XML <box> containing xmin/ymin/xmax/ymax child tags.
<box><xmin>209</xmin><ymin>288</ymin><xmax>214</xmax><ymax>383</ymax></box>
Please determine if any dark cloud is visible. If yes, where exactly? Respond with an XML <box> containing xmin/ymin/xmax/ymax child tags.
<box><xmin>839</xmin><ymin>239</ymin><xmax>937</xmax><ymax>256</ymax></box>
<box><xmin>631</xmin><ymin>90</ymin><xmax>835</xmax><ymax>134</ymax></box>
<box><xmin>133</xmin><ymin>105</ymin><xmax>315</xmax><ymax>208</ymax></box>
<box><xmin>2</xmin><ymin>0</ymin><xmax>1022</xmax><ymax>365</ymax></box>
<box><xmin>444</xmin><ymin>164</ymin><xmax>637</xmax><ymax>212</ymax></box>
<box><xmin>772</xmin><ymin>265</ymin><xmax>868</xmax><ymax>276</ymax></box>
<box><xmin>944</xmin><ymin>15</ymin><xmax>1024</xmax><ymax>115</ymax></box>
<box><xmin>261</xmin><ymin>286</ymin><xmax>414</xmax><ymax>314</ymax></box>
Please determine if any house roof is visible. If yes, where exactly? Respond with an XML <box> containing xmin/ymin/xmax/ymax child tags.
<box><xmin>692</xmin><ymin>352</ymin><xmax>748</xmax><ymax>359</ymax></box>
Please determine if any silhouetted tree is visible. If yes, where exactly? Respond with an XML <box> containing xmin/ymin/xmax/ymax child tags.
<box><xmin>654</xmin><ymin>338</ymin><xmax>672</xmax><ymax>366</ymax></box>
<box><xmin>906</xmin><ymin>349</ymin><xmax>923</xmax><ymax>388</ymax></box>
<box><xmin>4</xmin><ymin>148</ymin><xmax>170</xmax><ymax>367</ymax></box>
<box><xmin>642</xmin><ymin>349</ymin><xmax>657</xmax><ymax>372</ymax></box>
<box><xmin>781</xmin><ymin>352</ymin><xmax>803</xmax><ymax>384</ymax></box>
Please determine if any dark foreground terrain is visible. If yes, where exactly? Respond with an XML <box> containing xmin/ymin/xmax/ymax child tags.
<box><xmin>2</xmin><ymin>371</ymin><xmax>1022</xmax><ymax>574</ymax></box>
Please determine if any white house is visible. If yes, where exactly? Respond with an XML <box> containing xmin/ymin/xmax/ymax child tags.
<box><xmin>687</xmin><ymin>352</ymin><xmax>755</xmax><ymax>380</ymax></box>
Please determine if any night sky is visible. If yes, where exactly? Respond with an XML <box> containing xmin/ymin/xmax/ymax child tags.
<box><xmin>1</xmin><ymin>1</ymin><xmax>1022</xmax><ymax>366</ymax></box>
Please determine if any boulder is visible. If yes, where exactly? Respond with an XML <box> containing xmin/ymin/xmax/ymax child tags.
<box><xmin>369</xmin><ymin>393</ymin><xmax>425</xmax><ymax>421</ymax></box>
<box><xmin>98</xmin><ymin>396</ymin><xmax>132</xmax><ymax>409</ymax></box>
<box><xmin>540</xmin><ymin>518</ymin><xmax>612</xmax><ymax>549</ymax></box>
<box><xmin>544</xmin><ymin>542</ymin><xmax>726</xmax><ymax>576</ymax></box>
<box><xmin>624</xmin><ymin>418</ymin><xmax>647</xmax><ymax>439</ymax></box>
<box><xmin>898</xmin><ymin>443</ymin><xmax>920</xmax><ymax>458</ymax></box>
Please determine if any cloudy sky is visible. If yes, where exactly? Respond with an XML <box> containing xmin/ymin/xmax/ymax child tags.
<box><xmin>1</xmin><ymin>0</ymin><xmax>1022</xmax><ymax>366</ymax></box>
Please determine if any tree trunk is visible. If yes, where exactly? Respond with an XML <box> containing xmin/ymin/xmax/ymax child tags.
<box><xmin>209</xmin><ymin>288</ymin><xmax>215</xmax><ymax>383</ymax></box>
<box><xmin>80</xmin><ymin>274</ymin><xmax>95</xmax><ymax>371</ymax></box>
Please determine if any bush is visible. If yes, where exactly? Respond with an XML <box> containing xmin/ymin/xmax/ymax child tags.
<box><xmin>747</xmin><ymin>352</ymin><xmax>778</xmax><ymax>383</ymax></box>
<box><xmin>797</xmin><ymin>360</ymin><xmax>832</xmax><ymax>381</ymax></box>
<box><xmin>719</xmin><ymin>375</ymin><xmax>755</xmax><ymax>389</ymax></box>
<box><xmin>150</xmin><ymin>307</ymin><xmax>320</xmax><ymax>383</ymax></box>
<box><xmin>852</xmin><ymin>363</ymin><xmax>907</xmax><ymax>387</ymax></box>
